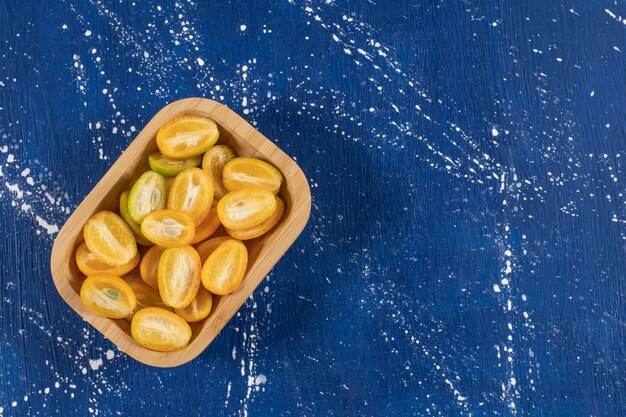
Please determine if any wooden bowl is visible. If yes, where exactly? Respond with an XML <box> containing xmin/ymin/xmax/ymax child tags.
<box><xmin>50</xmin><ymin>98</ymin><xmax>311</xmax><ymax>367</ymax></box>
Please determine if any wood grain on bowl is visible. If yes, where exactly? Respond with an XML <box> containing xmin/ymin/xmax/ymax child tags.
<box><xmin>50</xmin><ymin>98</ymin><xmax>311</xmax><ymax>367</ymax></box>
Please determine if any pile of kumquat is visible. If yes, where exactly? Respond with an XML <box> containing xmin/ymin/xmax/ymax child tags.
<box><xmin>76</xmin><ymin>115</ymin><xmax>285</xmax><ymax>352</ymax></box>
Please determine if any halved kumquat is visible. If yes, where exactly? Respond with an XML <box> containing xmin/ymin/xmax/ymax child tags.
<box><xmin>83</xmin><ymin>211</ymin><xmax>138</xmax><ymax>267</ymax></box>
<box><xmin>226</xmin><ymin>196</ymin><xmax>285</xmax><ymax>240</ymax></box>
<box><xmin>158</xmin><ymin>245</ymin><xmax>202</xmax><ymax>308</ymax></box>
<box><xmin>167</xmin><ymin>167</ymin><xmax>213</xmax><ymax>226</ymax></box>
<box><xmin>217</xmin><ymin>189</ymin><xmax>277</xmax><ymax>231</ymax></box>
<box><xmin>139</xmin><ymin>245</ymin><xmax>166</xmax><ymax>290</ymax></box>
<box><xmin>127</xmin><ymin>171</ymin><xmax>167</xmax><ymax>224</ymax></box>
<box><xmin>148</xmin><ymin>151</ymin><xmax>202</xmax><ymax>177</ymax></box>
<box><xmin>119</xmin><ymin>191</ymin><xmax>153</xmax><ymax>246</ymax></box>
<box><xmin>75</xmin><ymin>242</ymin><xmax>140</xmax><ymax>277</ymax></box>
<box><xmin>141</xmin><ymin>209</ymin><xmax>195</xmax><ymax>247</ymax></box>
<box><xmin>222</xmin><ymin>157</ymin><xmax>283</xmax><ymax>194</ymax></box>
<box><xmin>175</xmin><ymin>286</ymin><xmax>213</xmax><ymax>322</ymax></box>
<box><xmin>201</xmin><ymin>239</ymin><xmax>248</xmax><ymax>295</ymax></box>
<box><xmin>156</xmin><ymin>115</ymin><xmax>219</xmax><ymax>159</ymax></box>
<box><xmin>131</xmin><ymin>307</ymin><xmax>191</xmax><ymax>352</ymax></box>
<box><xmin>126</xmin><ymin>280</ymin><xmax>173</xmax><ymax>320</ymax></box>
<box><xmin>202</xmin><ymin>145</ymin><xmax>237</xmax><ymax>199</ymax></box>
<box><xmin>190</xmin><ymin>205</ymin><xmax>221</xmax><ymax>244</ymax></box>
<box><xmin>80</xmin><ymin>273</ymin><xmax>137</xmax><ymax>319</ymax></box>
<box><xmin>195</xmin><ymin>236</ymin><xmax>232</xmax><ymax>263</ymax></box>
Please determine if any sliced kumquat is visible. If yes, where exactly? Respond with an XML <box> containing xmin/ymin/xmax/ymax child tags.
<box><xmin>148</xmin><ymin>151</ymin><xmax>202</xmax><ymax>177</ymax></box>
<box><xmin>139</xmin><ymin>245</ymin><xmax>166</xmax><ymax>290</ymax></box>
<box><xmin>84</xmin><ymin>211</ymin><xmax>138</xmax><ymax>267</ymax></box>
<box><xmin>127</xmin><ymin>171</ymin><xmax>167</xmax><ymax>224</ymax></box>
<box><xmin>202</xmin><ymin>145</ymin><xmax>237</xmax><ymax>199</ymax></box>
<box><xmin>222</xmin><ymin>157</ymin><xmax>283</xmax><ymax>194</ymax></box>
<box><xmin>141</xmin><ymin>209</ymin><xmax>195</xmax><ymax>248</ymax></box>
<box><xmin>80</xmin><ymin>273</ymin><xmax>137</xmax><ymax>319</ymax></box>
<box><xmin>119</xmin><ymin>191</ymin><xmax>153</xmax><ymax>246</ymax></box>
<box><xmin>226</xmin><ymin>196</ymin><xmax>285</xmax><ymax>240</ymax></box>
<box><xmin>217</xmin><ymin>189</ymin><xmax>277</xmax><ymax>231</ymax></box>
<box><xmin>190</xmin><ymin>205</ymin><xmax>221</xmax><ymax>244</ymax></box>
<box><xmin>201</xmin><ymin>239</ymin><xmax>248</xmax><ymax>295</ymax></box>
<box><xmin>175</xmin><ymin>286</ymin><xmax>213</xmax><ymax>322</ymax></box>
<box><xmin>75</xmin><ymin>242</ymin><xmax>140</xmax><ymax>277</ymax></box>
<box><xmin>195</xmin><ymin>236</ymin><xmax>231</xmax><ymax>263</ymax></box>
<box><xmin>156</xmin><ymin>115</ymin><xmax>219</xmax><ymax>159</ymax></box>
<box><xmin>131</xmin><ymin>307</ymin><xmax>191</xmax><ymax>352</ymax></box>
<box><xmin>126</xmin><ymin>280</ymin><xmax>173</xmax><ymax>320</ymax></box>
<box><xmin>167</xmin><ymin>168</ymin><xmax>213</xmax><ymax>226</ymax></box>
<box><xmin>158</xmin><ymin>245</ymin><xmax>202</xmax><ymax>308</ymax></box>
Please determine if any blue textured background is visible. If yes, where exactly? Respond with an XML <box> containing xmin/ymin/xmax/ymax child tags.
<box><xmin>1</xmin><ymin>1</ymin><xmax>625</xmax><ymax>416</ymax></box>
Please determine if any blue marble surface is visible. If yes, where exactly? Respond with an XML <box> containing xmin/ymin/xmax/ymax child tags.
<box><xmin>0</xmin><ymin>0</ymin><xmax>625</xmax><ymax>416</ymax></box>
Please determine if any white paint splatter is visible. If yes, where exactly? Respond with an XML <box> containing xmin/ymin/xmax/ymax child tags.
<box><xmin>35</xmin><ymin>216</ymin><xmax>59</xmax><ymax>235</ymax></box>
<box><xmin>88</xmin><ymin>358</ymin><xmax>103</xmax><ymax>371</ymax></box>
